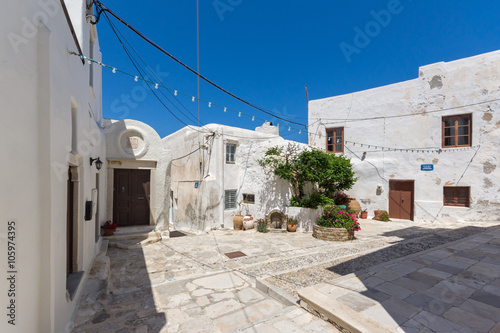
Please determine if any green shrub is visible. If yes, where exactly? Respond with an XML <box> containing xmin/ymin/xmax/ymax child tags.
<box><xmin>315</xmin><ymin>204</ymin><xmax>361</xmax><ymax>233</ymax></box>
<box><xmin>256</xmin><ymin>218</ymin><xmax>268</xmax><ymax>233</ymax></box>
<box><xmin>286</xmin><ymin>217</ymin><xmax>298</xmax><ymax>225</ymax></box>
<box><xmin>379</xmin><ymin>211</ymin><xmax>391</xmax><ymax>222</ymax></box>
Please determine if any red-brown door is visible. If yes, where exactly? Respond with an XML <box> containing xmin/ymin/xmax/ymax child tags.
<box><xmin>113</xmin><ymin>169</ymin><xmax>151</xmax><ymax>226</ymax></box>
<box><xmin>389</xmin><ymin>180</ymin><xmax>414</xmax><ymax>220</ymax></box>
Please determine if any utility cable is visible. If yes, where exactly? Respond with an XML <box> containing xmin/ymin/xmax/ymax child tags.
<box><xmin>93</xmin><ymin>0</ymin><xmax>307</xmax><ymax>127</ymax></box>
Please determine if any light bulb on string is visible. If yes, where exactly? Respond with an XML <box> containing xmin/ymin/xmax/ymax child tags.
<box><xmin>224</xmin><ymin>107</ymin><xmax>227</xmax><ymax>112</ymax></box>
<box><xmin>208</xmin><ymin>102</ymin><xmax>211</xmax><ymax>108</ymax></box>
<box><xmin>288</xmin><ymin>127</ymin><xmax>291</xmax><ymax>131</ymax></box>
<box><xmin>174</xmin><ymin>90</ymin><xmax>178</xmax><ymax>96</ymax></box>
<box><xmin>252</xmin><ymin>116</ymin><xmax>255</xmax><ymax>121</ymax></box>
<box><xmin>134</xmin><ymin>76</ymin><xmax>138</xmax><ymax>82</ymax></box>
<box><xmin>155</xmin><ymin>83</ymin><xmax>159</xmax><ymax>89</ymax></box>
<box><xmin>299</xmin><ymin>130</ymin><xmax>301</xmax><ymax>134</ymax></box>
<box><xmin>192</xmin><ymin>96</ymin><xmax>195</xmax><ymax>102</ymax></box>
<box><xmin>112</xmin><ymin>68</ymin><xmax>116</xmax><ymax>73</ymax></box>
<box><xmin>238</xmin><ymin>112</ymin><xmax>241</xmax><ymax>117</ymax></box>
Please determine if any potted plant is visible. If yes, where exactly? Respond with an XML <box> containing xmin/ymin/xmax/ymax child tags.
<box><xmin>101</xmin><ymin>220</ymin><xmax>117</xmax><ymax>236</ymax></box>
<box><xmin>287</xmin><ymin>217</ymin><xmax>298</xmax><ymax>232</ymax></box>
<box><xmin>313</xmin><ymin>204</ymin><xmax>360</xmax><ymax>241</ymax></box>
<box><xmin>360</xmin><ymin>209</ymin><xmax>368</xmax><ymax>219</ymax></box>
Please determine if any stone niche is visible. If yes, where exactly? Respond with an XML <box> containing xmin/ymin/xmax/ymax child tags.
<box><xmin>265</xmin><ymin>209</ymin><xmax>287</xmax><ymax>232</ymax></box>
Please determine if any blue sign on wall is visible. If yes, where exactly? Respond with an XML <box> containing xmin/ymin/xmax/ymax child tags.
<box><xmin>195</xmin><ymin>182</ymin><xmax>199</xmax><ymax>188</ymax></box>
<box><xmin>421</xmin><ymin>164</ymin><xmax>434</xmax><ymax>171</ymax></box>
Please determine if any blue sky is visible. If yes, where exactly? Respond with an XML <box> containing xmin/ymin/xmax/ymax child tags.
<box><xmin>97</xmin><ymin>0</ymin><xmax>500</xmax><ymax>143</ymax></box>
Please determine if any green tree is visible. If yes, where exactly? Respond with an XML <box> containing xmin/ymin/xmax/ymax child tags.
<box><xmin>259</xmin><ymin>144</ymin><xmax>357</xmax><ymax>208</ymax></box>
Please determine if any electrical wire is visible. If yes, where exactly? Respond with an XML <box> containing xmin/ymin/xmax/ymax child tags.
<box><xmin>102</xmin><ymin>11</ymin><xmax>213</xmax><ymax>135</ymax></box>
<box><xmin>93</xmin><ymin>0</ymin><xmax>307</xmax><ymax>128</ymax></box>
<box><xmin>103</xmin><ymin>12</ymin><xmax>207</xmax><ymax>128</ymax></box>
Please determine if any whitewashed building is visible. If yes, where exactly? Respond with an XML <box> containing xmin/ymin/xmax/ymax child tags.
<box><xmin>0</xmin><ymin>1</ymin><xmax>107</xmax><ymax>332</ymax></box>
<box><xmin>164</xmin><ymin>122</ymin><xmax>305</xmax><ymax>231</ymax></box>
<box><xmin>309</xmin><ymin>51</ymin><xmax>500</xmax><ymax>223</ymax></box>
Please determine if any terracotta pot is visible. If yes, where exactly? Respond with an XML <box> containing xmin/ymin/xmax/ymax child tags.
<box><xmin>360</xmin><ymin>211</ymin><xmax>368</xmax><ymax>219</ymax></box>
<box><xmin>103</xmin><ymin>229</ymin><xmax>114</xmax><ymax>236</ymax></box>
<box><xmin>287</xmin><ymin>224</ymin><xmax>297</xmax><ymax>232</ymax></box>
<box><xmin>348</xmin><ymin>198</ymin><xmax>361</xmax><ymax>216</ymax></box>
<box><xmin>233</xmin><ymin>215</ymin><xmax>244</xmax><ymax>230</ymax></box>
<box><xmin>374</xmin><ymin>210</ymin><xmax>383</xmax><ymax>220</ymax></box>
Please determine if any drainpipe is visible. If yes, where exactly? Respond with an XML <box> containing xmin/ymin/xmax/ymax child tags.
<box><xmin>220</xmin><ymin>128</ymin><xmax>225</xmax><ymax>228</ymax></box>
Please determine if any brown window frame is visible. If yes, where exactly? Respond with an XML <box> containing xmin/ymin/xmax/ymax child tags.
<box><xmin>326</xmin><ymin>127</ymin><xmax>344</xmax><ymax>153</ymax></box>
<box><xmin>442</xmin><ymin>114</ymin><xmax>472</xmax><ymax>148</ymax></box>
<box><xmin>443</xmin><ymin>186</ymin><xmax>470</xmax><ymax>207</ymax></box>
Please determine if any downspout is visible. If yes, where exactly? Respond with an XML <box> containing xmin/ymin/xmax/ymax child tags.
<box><xmin>220</xmin><ymin>129</ymin><xmax>225</xmax><ymax>228</ymax></box>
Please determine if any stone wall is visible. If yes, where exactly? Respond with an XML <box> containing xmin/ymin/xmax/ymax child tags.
<box><xmin>312</xmin><ymin>225</ymin><xmax>354</xmax><ymax>241</ymax></box>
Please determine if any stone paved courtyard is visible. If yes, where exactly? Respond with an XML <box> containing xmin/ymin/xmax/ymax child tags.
<box><xmin>71</xmin><ymin>219</ymin><xmax>500</xmax><ymax>332</ymax></box>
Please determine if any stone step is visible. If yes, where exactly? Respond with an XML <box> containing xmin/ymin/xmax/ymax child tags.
<box><xmin>298</xmin><ymin>286</ymin><xmax>398</xmax><ymax>333</ymax></box>
<box><xmin>105</xmin><ymin>225</ymin><xmax>161</xmax><ymax>244</ymax></box>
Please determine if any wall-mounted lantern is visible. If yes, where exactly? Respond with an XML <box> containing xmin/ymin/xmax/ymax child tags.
<box><xmin>90</xmin><ymin>157</ymin><xmax>103</xmax><ymax>170</ymax></box>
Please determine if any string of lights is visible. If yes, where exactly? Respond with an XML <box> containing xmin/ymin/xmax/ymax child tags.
<box><xmin>68</xmin><ymin>52</ymin><xmax>309</xmax><ymax>135</ymax></box>
<box><xmin>68</xmin><ymin>52</ymin><xmax>484</xmax><ymax>153</ymax></box>
<box><xmin>91</xmin><ymin>0</ymin><xmax>307</xmax><ymax>128</ymax></box>
<box><xmin>344</xmin><ymin>140</ymin><xmax>480</xmax><ymax>153</ymax></box>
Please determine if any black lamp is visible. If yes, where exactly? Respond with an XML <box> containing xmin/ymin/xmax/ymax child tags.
<box><xmin>90</xmin><ymin>157</ymin><xmax>103</xmax><ymax>170</ymax></box>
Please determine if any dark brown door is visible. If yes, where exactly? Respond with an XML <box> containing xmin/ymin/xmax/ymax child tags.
<box><xmin>113</xmin><ymin>169</ymin><xmax>151</xmax><ymax>226</ymax></box>
<box><xmin>389</xmin><ymin>180</ymin><xmax>414</xmax><ymax>220</ymax></box>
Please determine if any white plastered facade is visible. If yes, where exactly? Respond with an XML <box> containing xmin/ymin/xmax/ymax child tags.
<box><xmin>309</xmin><ymin>51</ymin><xmax>500</xmax><ymax>223</ymax></box>
<box><xmin>0</xmin><ymin>1</ymin><xmax>106</xmax><ymax>332</ymax></box>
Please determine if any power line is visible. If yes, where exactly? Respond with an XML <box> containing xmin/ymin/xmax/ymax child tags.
<box><xmin>318</xmin><ymin>97</ymin><xmax>500</xmax><ymax>125</ymax></box>
<box><xmin>92</xmin><ymin>0</ymin><xmax>307</xmax><ymax>128</ymax></box>
<box><xmin>103</xmin><ymin>12</ymin><xmax>206</xmax><ymax>128</ymax></box>
<box><xmin>102</xmin><ymin>12</ymin><xmax>213</xmax><ymax>135</ymax></box>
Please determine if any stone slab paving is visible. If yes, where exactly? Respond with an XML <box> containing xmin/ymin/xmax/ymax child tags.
<box><xmin>72</xmin><ymin>219</ymin><xmax>499</xmax><ymax>332</ymax></box>
<box><xmin>298</xmin><ymin>225</ymin><xmax>500</xmax><ymax>333</ymax></box>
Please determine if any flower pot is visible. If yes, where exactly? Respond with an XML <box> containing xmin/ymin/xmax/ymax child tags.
<box><xmin>348</xmin><ymin>198</ymin><xmax>361</xmax><ymax>216</ymax></box>
<box><xmin>374</xmin><ymin>210</ymin><xmax>383</xmax><ymax>220</ymax></box>
<box><xmin>360</xmin><ymin>211</ymin><xmax>368</xmax><ymax>219</ymax></box>
<box><xmin>287</xmin><ymin>224</ymin><xmax>297</xmax><ymax>232</ymax></box>
<box><xmin>242</xmin><ymin>215</ymin><xmax>254</xmax><ymax>230</ymax></box>
<box><xmin>233</xmin><ymin>215</ymin><xmax>244</xmax><ymax>230</ymax></box>
<box><xmin>103</xmin><ymin>229</ymin><xmax>114</xmax><ymax>236</ymax></box>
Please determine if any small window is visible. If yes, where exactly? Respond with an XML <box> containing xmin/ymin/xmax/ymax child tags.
<box><xmin>243</xmin><ymin>194</ymin><xmax>255</xmax><ymax>204</ymax></box>
<box><xmin>444</xmin><ymin>186</ymin><xmax>470</xmax><ymax>207</ymax></box>
<box><xmin>224</xmin><ymin>190</ymin><xmax>237</xmax><ymax>210</ymax></box>
<box><xmin>442</xmin><ymin>114</ymin><xmax>471</xmax><ymax>148</ymax></box>
<box><xmin>226</xmin><ymin>144</ymin><xmax>236</xmax><ymax>163</ymax></box>
<box><xmin>326</xmin><ymin>127</ymin><xmax>344</xmax><ymax>153</ymax></box>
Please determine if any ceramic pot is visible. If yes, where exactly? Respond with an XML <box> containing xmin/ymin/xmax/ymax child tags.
<box><xmin>287</xmin><ymin>224</ymin><xmax>297</xmax><ymax>232</ymax></box>
<box><xmin>242</xmin><ymin>215</ymin><xmax>254</xmax><ymax>230</ymax></box>
<box><xmin>360</xmin><ymin>211</ymin><xmax>368</xmax><ymax>219</ymax></box>
<box><xmin>233</xmin><ymin>215</ymin><xmax>244</xmax><ymax>230</ymax></box>
<box><xmin>374</xmin><ymin>210</ymin><xmax>383</xmax><ymax>220</ymax></box>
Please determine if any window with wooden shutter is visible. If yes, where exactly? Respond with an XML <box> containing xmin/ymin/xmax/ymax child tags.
<box><xmin>443</xmin><ymin>187</ymin><xmax>470</xmax><ymax>207</ymax></box>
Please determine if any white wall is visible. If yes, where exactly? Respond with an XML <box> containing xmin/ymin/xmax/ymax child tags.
<box><xmin>165</xmin><ymin>123</ymin><xmax>306</xmax><ymax>231</ymax></box>
<box><xmin>309</xmin><ymin>51</ymin><xmax>500</xmax><ymax>223</ymax></box>
<box><xmin>103</xmin><ymin>119</ymin><xmax>171</xmax><ymax>234</ymax></box>
<box><xmin>0</xmin><ymin>1</ymin><xmax>106</xmax><ymax>332</ymax></box>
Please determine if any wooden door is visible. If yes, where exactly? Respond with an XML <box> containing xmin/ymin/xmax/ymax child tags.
<box><xmin>113</xmin><ymin>169</ymin><xmax>151</xmax><ymax>226</ymax></box>
<box><xmin>389</xmin><ymin>180</ymin><xmax>414</xmax><ymax>220</ymax></box>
